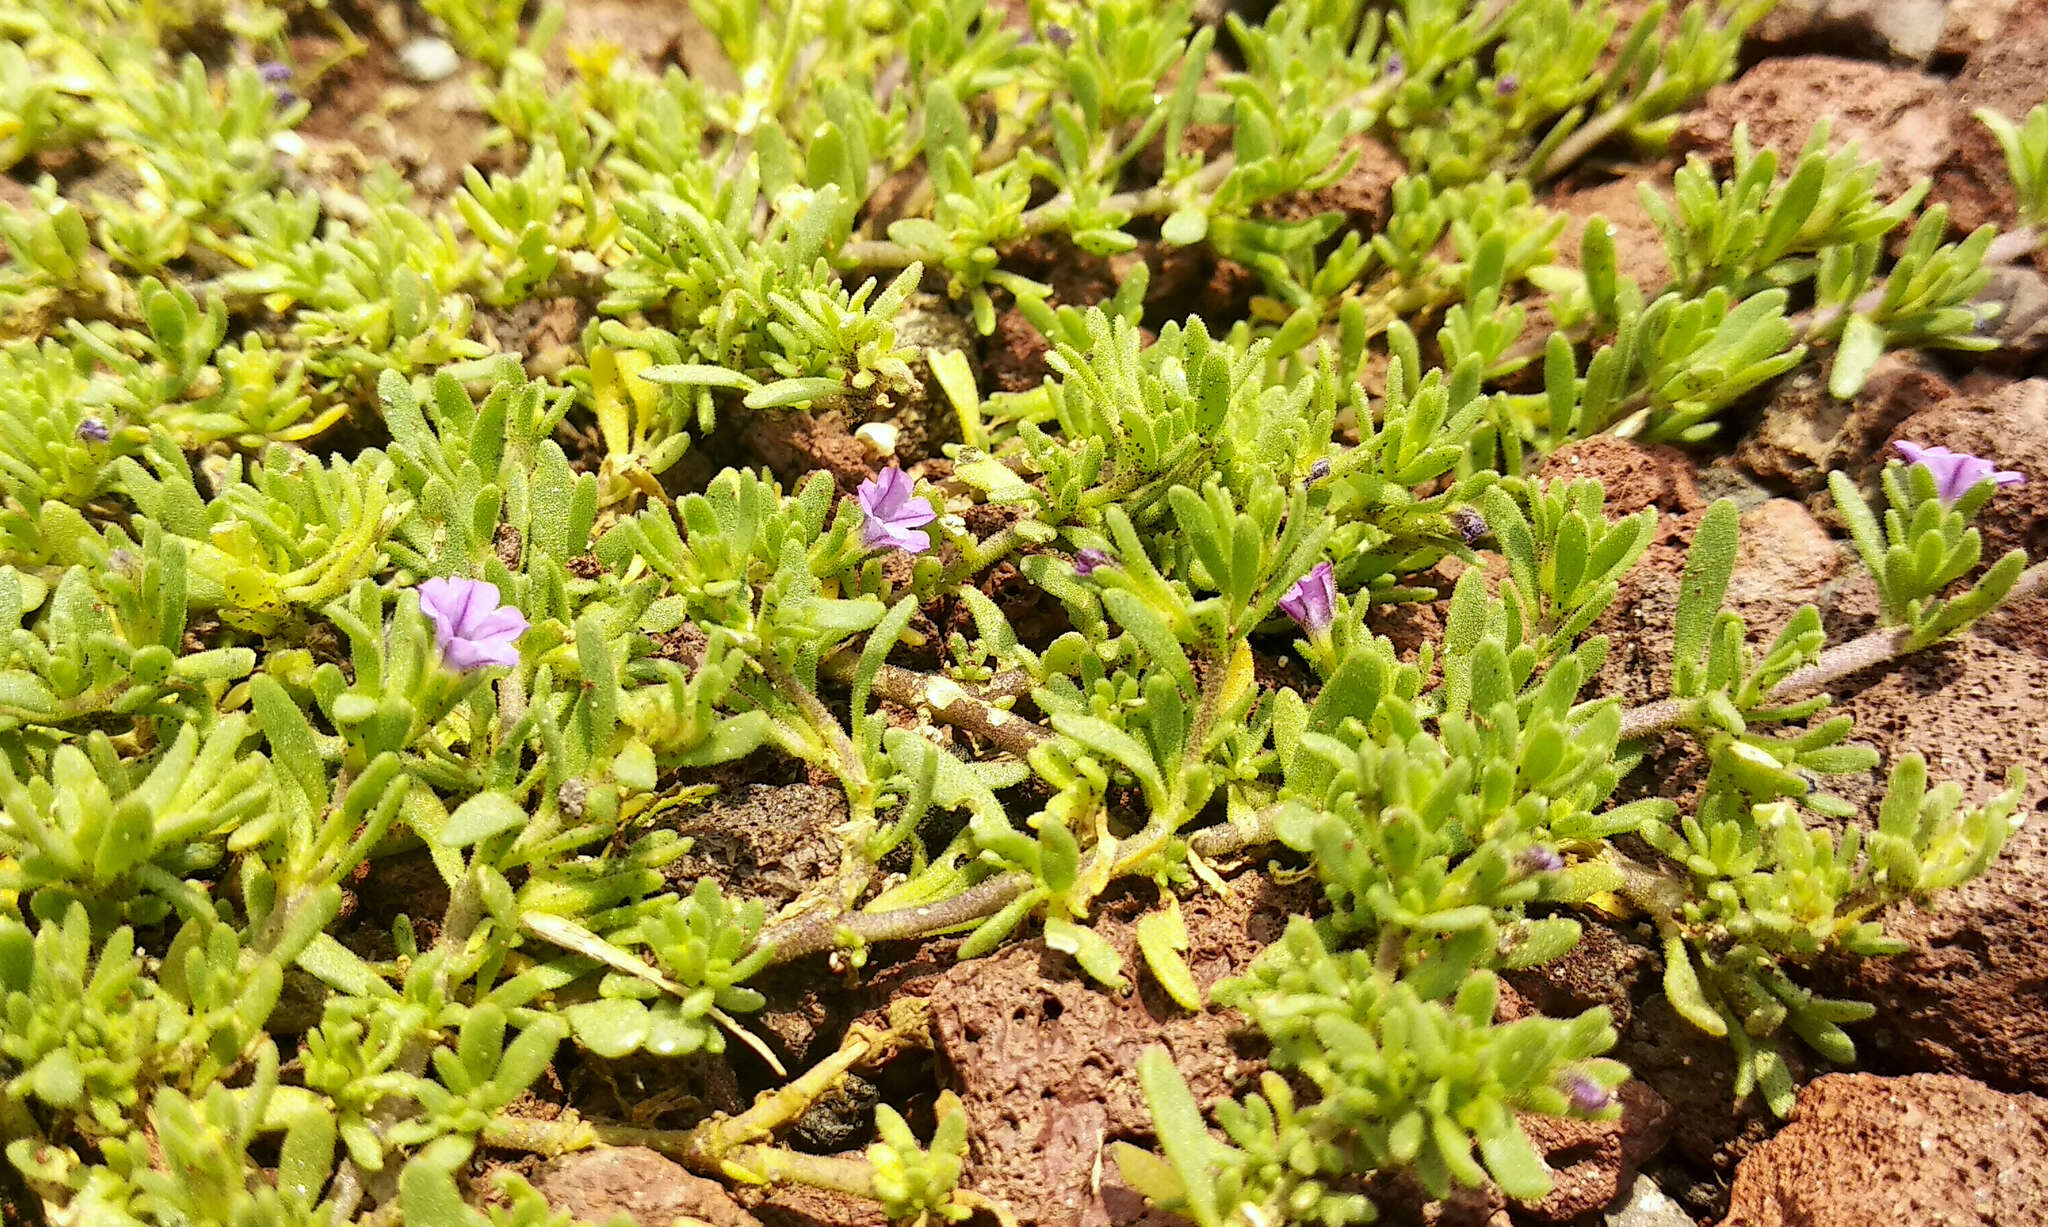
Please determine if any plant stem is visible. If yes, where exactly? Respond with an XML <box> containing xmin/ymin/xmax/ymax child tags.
<box><xmin>1523</xmin><ymin>92</ymin><xmax>1648</xmax><ymax>184</ymax></box>
<box><xmin>819</xmin><ymin>652</ymin><xmax>1047</xmax><ymax>755</ymax></box>
<box><xmin>324</xmin><ymin>868</ymin><xmax>491</xmax><ymax>1223</ymax></box>
<box><xmin>724</xmin><ymin>1147</ymin><xmax>879</xmax><ymax>1195</ymax></box>
<box><xmin>761</xmin><ymin>871</ymin><xmax>1035</xmax><ymax>962</ymax></box>
<box><xmin>486</xmin><ymin>1004</ymin><xmax>927</xmax><ymax>1177</ymax></box>
<box><xmin>1617</xmin><ymin>558</ymin><xmax>2048</xmax><ymax>742</ymax></box>
<box><xmin>754</xmin><ymin>812</ymin><xmax>1276</xmax><ymax>963</ymax></box>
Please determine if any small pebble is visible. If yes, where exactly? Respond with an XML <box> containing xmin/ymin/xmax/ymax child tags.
<box><xmin>397</xmin><ymin>36</ymin><xmax>461</xmax><ymax>84</ymax></box>
<box><xmin>854</xmin><ymin>421</ymin><xmax>899</xmax><ymax>458</ymax></box>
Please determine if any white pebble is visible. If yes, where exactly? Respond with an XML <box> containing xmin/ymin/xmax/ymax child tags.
<box><xmin>398</xmin><ymin>37</ymin><xmax>461</xmax><ymax>83</ymax></box>
<box><xmin>855</xmin><ymin>421</ymin><xmax>899</xmax><ymax>457</ymax></box>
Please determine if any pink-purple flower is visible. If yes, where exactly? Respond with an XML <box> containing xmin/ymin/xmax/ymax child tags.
<box><xmin>419</xmin><ymin>577</ymin><xmax>528</xmax><ymax>670</ymax></box>
<box><xmin>857</xmin><ymin>468</ymin><xmax>937</xmax><ymax>554</ymax></box>
<box><xmin>1073</xmin><ymin>548</ymin><xmax>1113</xmax><ymax>576</ymax></box>
<box><xmin>1451</xmin><ymin>507</ymin><xmax>1489</xmax><ymax>545</ymax></box>
<box><xmin>1279</xmin><ymin>561</ymin><xmax>1336</xmax><ymax>634</ymax></box>
<box><xmin>1893</xmin><ymin>441</ymin><xmax>2025</xmax><ymax>506</ymax></box>
<box><xmin>1566</xmin><ymin>1075</ymin><xmax>1613</xmax><ymax>1113</ymax></box>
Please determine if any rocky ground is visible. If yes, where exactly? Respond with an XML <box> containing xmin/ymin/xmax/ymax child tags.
<box><xmin>251</xmin><ymin>1</ymin><xmax>2048</xmax><ymax>1224</ymax></box>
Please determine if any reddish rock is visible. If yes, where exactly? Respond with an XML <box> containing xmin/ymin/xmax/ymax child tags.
<box><xmin>1538</xmin><ymin>436</ymin><xmax>1704</xmax><ymax>517</ymax></box>
<box><xmin>1938</xmin><ymin>0</ymin><xmax>2039</xmax><ymax>61</ymax></box>
<box><xmin>1750</xmin><ymin>0</ymin><xmax>1950</xmax><ymax>65</ymax></box>
<box><xmin>738</xmin><ymin>411</ymin><xmax>875</xmax><ymax>491</ymax></box>
<box><xmin>1931</xmin><ymin>0</ymin><xmax>2048</xmax><ymax>255</ymax></box>
<box><xmin>532</xmin><ymin>1147</ymin><xmax>762</xmax><ymax>1227</ymax></box>
<box><xmin>1735</xmin><ymin>356</ymin><xmax>1955</xmax><ymax>499</ymax></box>
<box><xmin>926</xmin><ymin>876</ymin><xmax>1315</xmax><ymax>1227</ymax></box>
<box><xmin>1673</xmin><ymin>57</ymin><xmax>1957</xmax><ymax>203</ymax></box>
<box><xmin>1143</xmin><ymin>240</ymin><xmax>1260</xmax><ymax>326</ymax></box>
<box><xmin>1613</xmin><ymin>997</ymin><xmax>1795</xmax><ymax>1220</ymax></box>
<box><xmin>743</xmin><ymin>1180</ymin><xmax>891</xmax><ymax>1227</ymax></box>
<box><xmin>1544</xmin><ymin>178</ymin><xmax>1674</xmax><ymax>294</ymax></box>
<box><xmin>1719</xmin><ymin>1074</ymin><xmax>2048</xmax><ymax>1227</ymax></box>
<box><xmin>548</xmin><ymin>0</ymin><xmax>714</xmax><ymax>71</ymax></box>
<box><xmin>1000</xmin><ymin>234</ymin><xmax>1120</xmax><ymax>311</ymax></box>
<box><xmin>1593</xmin><ymin>498</ymin><xmax>1845</xmax><ymax>706</ymax></box>
<box><xmin>1808</xmin><ymin>634</ymin><xmax>2048</xmax><ymax>1094</ymax></box>
<box><xmin>1503</xmin><ymin>920</ymin><xmax>1659</xmax><ymax>1036</ymax></box>
<box><xmin>983</xmin><ymin>306</ymin><xmax>1055</xmax><ymax>393</ymax></box>
<box><xmin>1257</xmin><ymin>133</ymin><xmax>1406</xmax><ymax>233</ymax></box>
<box><xmin>1514</xmin><ymin>1080</ymin><xmax>1674</xmax><ymax>1223</ymax></box>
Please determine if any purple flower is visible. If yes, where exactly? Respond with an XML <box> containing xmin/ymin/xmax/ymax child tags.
<box><xmin>1496</xmin><ymin>74</ymin><xmax>1520</xmax><ymax>97</ymax></box>
<box><xmin>1521</xmin><ymin>845</ymin><xmax>1563</xmax><ymax>874</ymax></box>
<box><xmin>857</xmin><ymin>468</ymin><xmax>938</xmax><ymax>554</ymax></box>
<box><xmin>1893</xmin><ymin>441</ymin><xmax>2025</xmax><ymax>506</ymax></box>
<box><xmin>256</xmin><ymin>61</ymin><xmax>297</xmax><ymax>107</ymax></box>
<box><xmin>1385</xmin><ymin>52</ymin><xmax>1404</xmax><ymax>78</ymax></box>
<box><xmin>1451</xmin><ymin>507</ymin><xmax>1488</xmax><ymax>545</ymax></box>
<box><xmin>419</xmin><ymin>577</ymin><xmax>528</xmax><ymax>670</ymax></box>
<box><xmin>1073</xmin><ymin>548</ymin><xmax>1113</xmax><ymax>576</ymax></box>
<box><xmin>1566</xmin><ymin>1076</ymin><xmax>1613</xmax><ymax>1113</ymax></box>
<box><xmin>76</xmin><ymin>418</ymin><xmax>110</xmax><ymax>444</ymax></box>
<box><xmin>1308</xmin><ymin>457</ymin><xmax>1332</xmax><ymax>483</ymax></box>
<box><xmin>1279</xmin><ymin>561</ymin><xmax>1336</xmax><ymax>635</ymax></box>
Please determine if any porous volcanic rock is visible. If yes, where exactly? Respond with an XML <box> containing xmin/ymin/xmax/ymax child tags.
<box><xmin>1735</xmin><ymin>356</ymin><xmax>1954</xmax><ymax>500</ymax></box>
<box><xmin>1538</xmin><ymin>436</ymin><xmax>1704</xmax><ymax>518</ymax></box>
<box><xmin>1938</xmin><ymin>0</ymin><xmax>2040</xmax><ymax>61</ymax></box>
<box><xmin>1257</xmin><ymin>132</ymin><xmax>1406</xmax><ymax>233</ymax></box>
<box><xmin>1808</xmin><ymin>634</ymin><xmax>2048</xmax><ymax>1094</ymax></box>
<box><xmin>1503</xmin><ymin>919</ymin><xmax>1660</xmax><ymax>1036</ymax></box>
<box><xmin>1749</xmin><ymin>0</ymin><xmax>1950</xmax><ymax>65</ymax></box>
<box><xmin>548</xmin><ymin>0</ymin><xmax>718</xmax><ymax>72</ymax></box>
<box><xmin>1544</xmin><ymin>178</ymin><xmax>1674</xmax><ymax>294</ymax></box>
<box><xmin>1931</xmin><ymin>0</ymin><xmax>2048</xmax><ymax>253</ymax></box>
<box><xmin>1614</xmin><ymin>996</ymin><xmax>1803</xmax><ymax>1223</ymax></box>
<box><xmin>662</xmin><ymin>782</ymin><xmax>847</xmax><ymax>910</ymax></box>
<box><xmin>532</xmin><ymin>1146</ymin><xmax>763</xmax><ymax>1227</ymax></box>
<box><xmin>1718</xmin><ymin>1073</ymin><xmax>2048</xmax><ymax>1227</ymax></box>
<box><xmin>1673</xmin><ymin>57</ymin><xmax>1956</xmax><ymax>202</ymax></box>
<box><xmin>925</xmin><ymin>876</ymin><xmax>1315</xmax><ymax>1227</ymax></box>
<box><xmin>1593</xmin><ymin>497</ymin><xmax>1845</xmax><ymax>707</ymax></box>
<box><xmin>1513</xmin><ymin>1081</ymin><xmax>1674</xmax><ymax>1223</ymax></box>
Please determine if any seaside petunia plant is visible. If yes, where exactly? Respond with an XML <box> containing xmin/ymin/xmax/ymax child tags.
<box><xmin>0</xmin><ymin>1</ymin><xmax>2043</xmax><ymax>1225</ymax></box>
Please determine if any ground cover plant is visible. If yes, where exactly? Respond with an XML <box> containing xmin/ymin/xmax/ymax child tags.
<box><xmin>1</xmin><ymin>0</ymin><xmax>2046</xmax><ymax>1224</ymax></box>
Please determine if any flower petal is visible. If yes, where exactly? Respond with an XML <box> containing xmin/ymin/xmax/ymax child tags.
<box><xmin>890</xmin><ymin>498</ymin><xmax>936</xmax><ymax>528</ymax></box>
<box><xmin>418</xmin><ymin>576</ymin><xmax>462</xmax><ymax>625</ymax></box>
<box><xmin>453</xmin><ymin>579</ymin><xmax>503</xmax><ymax>635</ymax></box>
<box><xmin>464</xmin><ymin>605</ymin><xmax>530</xmax><ymax>641</ymax></box>
<box><xmin>858</xmin><ymin>468</ymin><xmax>909</xmax><ymax>517</ymax></box>
<box><xmin>867</xmin><ymin>520</ymin><xmax>931</xmax><ymax>554</ymax></box>
<box><xmin>442</xmin><ymin>635</ymin><xmax>521</xmax><ymax>670</ymax></box>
